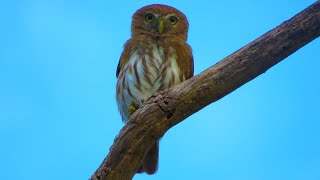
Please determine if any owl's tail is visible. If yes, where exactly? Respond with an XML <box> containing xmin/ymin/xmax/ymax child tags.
<box><xmin>136</xmin><ymin>141</ymin><xmax>159</xmax><ymax>174</ymax></box>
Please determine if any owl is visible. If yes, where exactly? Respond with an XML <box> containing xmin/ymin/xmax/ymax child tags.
<box><xmin>116</xmin><ymin>4</ymin><xmax>194</xmax><ymax>174</ymax></box>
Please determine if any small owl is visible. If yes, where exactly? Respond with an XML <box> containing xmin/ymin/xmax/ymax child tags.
<box><xmin>116</xmin><ymin>4</ymin><xmax>194</xmax><ymax>174</ymax></box>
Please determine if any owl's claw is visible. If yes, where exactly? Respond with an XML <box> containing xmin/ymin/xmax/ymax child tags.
<box><xmin>128</xmin><ymin>102</ymin><xmax>140</xmax><ymax>116</ymax></box>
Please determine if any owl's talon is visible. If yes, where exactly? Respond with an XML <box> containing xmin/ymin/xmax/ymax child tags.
<box><xmin>128</xmin><ymin>102</ymin><xmax>139</xmax><ymax>116</ymax></box>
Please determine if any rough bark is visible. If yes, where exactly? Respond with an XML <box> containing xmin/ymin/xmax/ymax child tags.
<box><xmin>91</xmin><ymin>2</ymin><xmax>320</xmax><ymax>180</ymax></box>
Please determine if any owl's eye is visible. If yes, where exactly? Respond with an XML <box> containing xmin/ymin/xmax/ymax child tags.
<box><xmin>145</xmin><ymin>13</ymin><xmax>154</xmax><ymax>22</ymax></box>
<box><xmin>169</xmin><ymin>16</ymin><xmax>178</xmax><ymax>25</ymax></box>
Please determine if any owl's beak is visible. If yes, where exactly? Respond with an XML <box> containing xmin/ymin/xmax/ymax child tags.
<box><xmin>157</xmin><ymin>19</ymin><xmax>164</xmax><ymax>33</ymax></box>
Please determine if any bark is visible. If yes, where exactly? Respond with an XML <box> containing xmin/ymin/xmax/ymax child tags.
<box><xmin>91</xmin><ymin>2</ymin><xmax>320</xmax><ymax>180</ymax></box>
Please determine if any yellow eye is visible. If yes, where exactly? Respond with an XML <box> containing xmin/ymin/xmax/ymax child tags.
<box><xmin>169</xmin><ymin>16</ymin><xmax>178</xmax><ymax>25</ymax></box>
<box><xmin>145</xmin><ymin>13</ymin><xmax>154</xmax><ymax>22</ymax></box>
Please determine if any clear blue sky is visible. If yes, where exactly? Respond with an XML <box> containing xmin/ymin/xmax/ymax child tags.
<box><xmin>1</xmin><ymin>1</ymin><xmax>319</xmax><ymax>180</ymax></box>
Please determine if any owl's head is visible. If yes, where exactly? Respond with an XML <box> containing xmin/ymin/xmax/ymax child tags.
<box><xmin>131</xmin><ymin>4</ymin><xmax>189</xmax><ymax>40</ymax></box>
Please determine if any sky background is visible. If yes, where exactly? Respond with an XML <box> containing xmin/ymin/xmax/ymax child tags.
<box><xmin>1</xmin><ymin>0</ymin><xmax>319</xmax><ymax>180</ymax></box>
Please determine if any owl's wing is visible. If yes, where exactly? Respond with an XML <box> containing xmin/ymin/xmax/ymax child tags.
<box><xmin>185</xmin><ymin>56</ymin><xmax>194</xmax><ymax>79</ymax></box>
<box><xmin>188</xmin><ymin>55</ymin><xmax>194</xmax><ymax>78</ymax></box>
<box><xmin>177</xmin><ymin>42</ymin><xmax>194</xmax><ymax>79</ymax></box>
<box><xmin>116</xmin><ymin>58</ymin><xmax>122</xmax><ymax>78</ymax></box>
<box><xmin>116</xmin><ymin>40</ymin><xmax>132</xmax><ymax>78</ymax></box>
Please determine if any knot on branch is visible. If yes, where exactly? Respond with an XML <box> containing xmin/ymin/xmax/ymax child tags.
<box><xmin>149</xmin><ymin>91</ymin><xmax>178</xmax><ymax>119</ymax></box>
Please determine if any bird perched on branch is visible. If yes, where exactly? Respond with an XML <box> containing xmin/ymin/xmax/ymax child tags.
<box><xmin>116</xmin><ymin>4</ymin><xmax>194</xmax><ymax>174</ymax></box>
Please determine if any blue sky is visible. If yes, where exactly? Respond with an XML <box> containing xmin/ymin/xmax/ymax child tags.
<box><xmin>1</xmin><ymin>1</ymin><xmax>319</xmax><ymax>180</ymax></box>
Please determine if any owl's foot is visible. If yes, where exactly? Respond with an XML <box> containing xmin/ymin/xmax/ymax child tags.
<box><xmin>128</xmin><ymin>102</ymin><xmax>140</xmax><ymax>116</ymax></box>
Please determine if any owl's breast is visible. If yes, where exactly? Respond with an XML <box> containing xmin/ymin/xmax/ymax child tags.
<box><xmin>116</xmin><ymin>44</ymin><xmax>185</xmax><ymax>122</ymax></box>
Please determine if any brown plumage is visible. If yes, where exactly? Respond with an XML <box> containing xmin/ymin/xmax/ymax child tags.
<box><xmin>116</xmin><ymin>4</ymin><xmax>194</xmax><ymax>174</ymax></box>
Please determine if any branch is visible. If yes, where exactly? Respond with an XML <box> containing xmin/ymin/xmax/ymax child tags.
<box><xmin>91</xmin><ymin>2</ymin><xmax>320</xmax><ymax>180</ymax></box>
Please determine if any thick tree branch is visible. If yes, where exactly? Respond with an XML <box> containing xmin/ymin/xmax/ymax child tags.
<box><xmin>91</xmin><ymin>2</ymin><xmax>320</xmax><ymax>180</ymax></box>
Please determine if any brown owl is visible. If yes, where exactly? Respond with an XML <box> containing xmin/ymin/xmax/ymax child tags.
<box><xmin>116</xmin><ymin>4</ymin><xmax>194</xmax><ymax>174</ymax></box>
